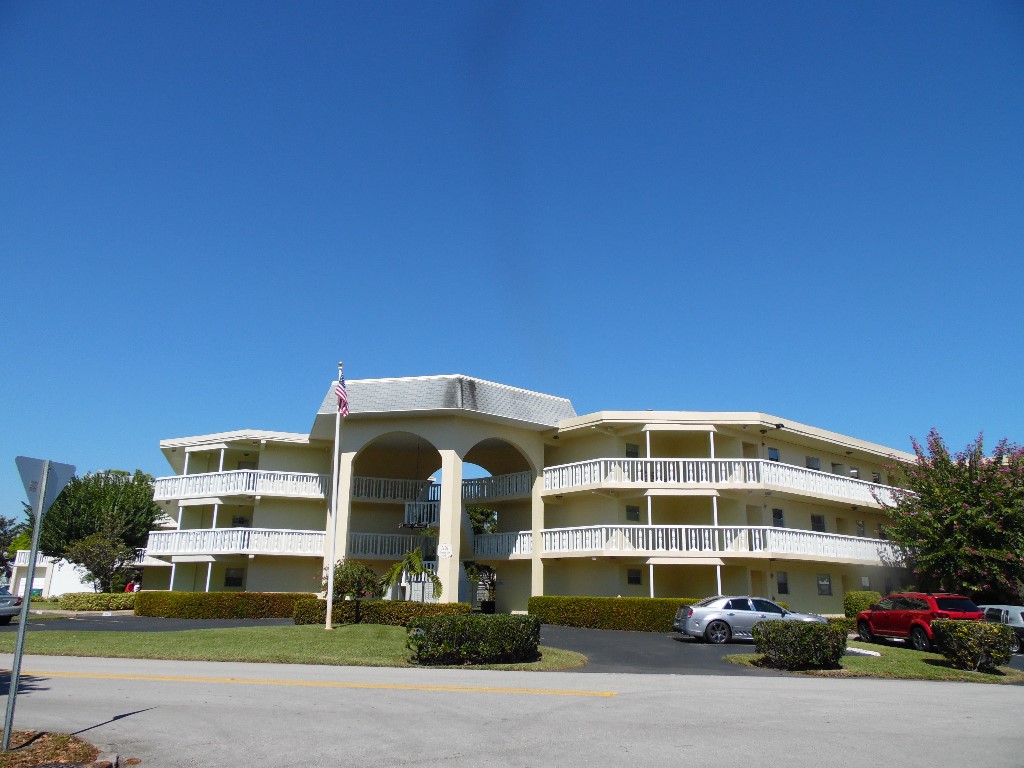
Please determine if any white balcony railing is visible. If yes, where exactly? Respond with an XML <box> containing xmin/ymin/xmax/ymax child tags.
<box><xmin>351</xmin><ymin>477</ymin><xmax>435</xmax><ymax>503</ymax></box>
<box><xmin>347</xmin><ymin>533</ymin><xmax>438</xmax><ymax>559</ymax></box>
<box><xmin>543</xmin><ymin>458</ymin><xmax>900</xmax><ymax>507</ymax></box>
<box><xmin>461</xmin><ymin>471</ymin><xmax>534</xmax><ymax>501</ymax></box>
<box><xmin>13</xmin><ymin>550</ymin><xmax>48</xmax><ymax>567</ymax></box>
<box><xmin>540</xmin><ymin>525</ymin><xmax>898</xmax><ymax>564</ymax></box>
<box><xmin>404</xmin><ymin>502</ymin><xmax>439</xmax><ymax>527</ymax></box>
<box><xmin>146</xmin><ymin>528</ymin><xmax>325</xmax><ymax>557</ymax></box>
<box><xmin>472</xmin><ymin>531</ymin><xmax>533</xmax><ymax>558</ymax></box>
<box><xmin>153</xmin><ymin>471</ymin><xmax>330</xmax><ymax>502</ymax></box>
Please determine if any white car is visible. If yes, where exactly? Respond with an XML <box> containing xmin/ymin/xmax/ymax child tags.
<box><xmin>673</xmin><ymin>595</ymin><xmax>826</xmax><ymax>644</ymax></box>
<box><xmin>0</xmin><ymin>588</ymin><xmax>22</xmax><ymax>625</ymax></box>
<box><xmin>978</xmin><ymin>605</ymin><xmax>1024</xmax><ymax>654</ymax></box>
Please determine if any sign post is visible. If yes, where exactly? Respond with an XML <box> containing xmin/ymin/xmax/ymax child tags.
<box><xmin>4</xmin><ymin>457</ymin><xmax>75</xmax><ymax>751</ymax></box>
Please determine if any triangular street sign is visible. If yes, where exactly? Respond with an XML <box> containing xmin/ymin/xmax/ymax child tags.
<box><xmin>15</xmin><ymin>456</ymin><xmax>76</xmax><ymax>514</ymax></box>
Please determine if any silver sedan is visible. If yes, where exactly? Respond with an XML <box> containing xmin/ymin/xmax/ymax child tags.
<box><xmin>673</xmin><ymin>595</ymin><xmax>826</xmax><ymax>644</ymax></box>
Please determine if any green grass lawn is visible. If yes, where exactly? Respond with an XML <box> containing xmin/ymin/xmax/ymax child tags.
<box><xmin>726</xmin><ymin>639</ymin><xmax>1024</xmax><ymax>684</ymax></box>
<box><xmin>0</xmin><ymin>623</ymin><xmax>587</xmax><ymax>671</ymax></box>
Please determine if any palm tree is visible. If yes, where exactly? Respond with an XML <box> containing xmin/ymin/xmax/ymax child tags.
<box><xmin>380</xmin><ymin>547</ymin><xmax>442</xmax><ymax>601</ymax></box>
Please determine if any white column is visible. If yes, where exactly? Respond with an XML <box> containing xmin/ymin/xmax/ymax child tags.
<box><xmin>218</xmin><ymin>449</ymin><xmax>225</xmax><ymax>472</ymax></box>
<box><xmin>647</xmin><ymin>429</ymin><xmax>654</xmax><ymax>596</ymax></box>
<box><xmin>713</xmin><ymin>492</ymin><xmax>722</xmax><ymax>595</ymax></box>
<box><xmin>531</xmin><ymin>474</ymin><xmax>544</xmax><ymax>597</ymax></box>
<box><xmin>204</xmin><ymin>562</ymin><xmax>212</xmax><ymax>592</ymax></box>
<box><xmin>649</xmin><ymin>564</ymin><xmax>655</xmax><ymax>598</ymax></box>
<box><xmin>330</xmin><ymin>452</ymin><xmax>356</xmax><ymax>567</ymax></box>
<box><xmin>183</xmin><ymin>452</ymin><xmax>190</xmax><ymax>475</ymax></box>
<box><xmin>212</xmin><ymin>504</ymin><xmax>219</xmax><ymax>529</ymax></box>
<box><xmin>169</xmin><ymin>563</ymin><xmax>176</xmax><ymax>591</ymax></box>
<box><xmin>436</xmin><ymin>450</ymin><xmax>464</xmax><ymax>603</ymax></box>
<box><xmin>709</xmin><ymin>431</ymin><xmax>715</xmax><ymax>459</ymax></box>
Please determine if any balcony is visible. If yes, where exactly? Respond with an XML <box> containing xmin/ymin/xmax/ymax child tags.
<box><xmin>543</xmin><ymin>458</ymin><xmax>900</xmax><ymax>507</ymax></box>
<box><xmin>13</xmin><ymin>551</ymin><xmax>48</xmax><ymax>567</ymax></box>
<box><xmin>347</xmin><ymin>532</ymin><xmax>437</xmax><ymax>560</ymax></box>
<box><xmin>153</xmin><ymin>471</ymin><xmax>330</xmax><ymax>502</ymax></box>
<box><xmin>146</xmin><ymin>528</ymin><xmax>325</xmax><ymax>558</ymax></box>
<box><xmin>540</xmin><ymin>524</ymin><xmax>898</xmax><ymax>565</ymax></box>
<box><xmin>352</xmin><ymin>471</ymin><xmax>533</xmax><ymax>504</ymax></box>
<box><xmin>472</xmin><ymin>531</ymin><xmax>533</xmax><ymax>558</ymax></box>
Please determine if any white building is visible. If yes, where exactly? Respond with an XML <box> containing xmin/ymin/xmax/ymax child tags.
<box><xmin>140</xmin><ymin>374</ymin><xmax>912</xmax><ymax>615</ymax></box>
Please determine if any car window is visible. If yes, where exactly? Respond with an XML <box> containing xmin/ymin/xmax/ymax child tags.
<box><xmin>984</xmin><ymin>608</ymin><xmax>1004</xmax><ymax>623</ymax></box>
<box><xmin>875</xmin><ymin>598</ymin><xmax>895</xmax><ymax>610</ymax></box>
<box><xmin>752</xmin><ymin>599</ymin><xmax>785</xmax><ymax>614</ymax></box>
<box><xmin>907</xmin><ymin>598</ymin><xmax>929</xmax><ymax>610</ymax></box>
<box><xmin>935</xmin><ymin>597</ymin><xmax>980</xmax><ymax>612</ymax></box>
<box><xmin>725</xmin><ymin>598</ymin><xmax>752</xmax><ymax>611</ymax></box>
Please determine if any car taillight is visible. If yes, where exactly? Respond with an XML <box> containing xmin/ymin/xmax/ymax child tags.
<box><xmin>934</xmin><ymin>612</ymin><xmax>950</xmax><ymax>620</ymax></box>
<box><xmin>14</xmin><ymin>597</ymin><xmax>22</xmax><ymax>606</ymax></box>
<box><xmin>686</xmin><ymin>608</ymin><xmax>694</xmax><ymax>619</ymax></box>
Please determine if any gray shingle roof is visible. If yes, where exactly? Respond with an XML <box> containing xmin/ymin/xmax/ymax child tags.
<box><xmin>316</xmin><ymin>375</ymin><xmax>575</xmax><ymax>427</ymax></box>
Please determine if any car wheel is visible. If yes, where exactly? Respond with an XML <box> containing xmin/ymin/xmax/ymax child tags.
<box><xmin>910</xmin><ymin>626</ymin><xmax>932</xmax><ymax>652</ymax></box>
<box><xmin>705</xmin><ymin>620</ymin><xmax>731</xmax><ymax>644</ymax></box>
<box><xmin>0</xmin><ymin>616</ymin><xmax>11</xmax><ymax>626</ymax></box>
<box><xmin>857</xmin><ymin>620</ymin><xmax>874</xmax><ymax>643</ymax></box>
<box><xmin>1010</xmin><ymin>634</ymin><xmax>1021</xmax><ymax>654</ymax></box>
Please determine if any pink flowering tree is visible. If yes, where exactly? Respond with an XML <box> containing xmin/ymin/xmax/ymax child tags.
<box><xmin>880</xmin><ymin>430</ymin><xmax>1024</xmax><ymax>601</ymax></box>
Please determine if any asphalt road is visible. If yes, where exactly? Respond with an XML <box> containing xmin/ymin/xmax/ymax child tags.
<box><xmin>3</xmin><ymin>654</ymin><xmax>1023</xmax><ymax>768</ymax></box>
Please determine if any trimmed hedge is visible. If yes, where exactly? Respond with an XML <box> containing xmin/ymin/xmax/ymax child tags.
<box><xmin>407</xmin><ymin>614</ymin><xmax>540</xmax><ymax>665</ymax></box>
<box><xmin>843</xmin><ymin>590</ymin><xmax>882</xmax><ymax>619</ymax></box>
<box><xmin>528</xmin><ymin>595</ymin><xmax>700</xmax><ymax>632</ymax></box>
<box><xmin>134</xmin><ymin>591</ymin><xmax>310</xmax><ymax>619</ymax></box>
<box><xmin>931</xmin><ymin>619</ymin><xmax>1013</xmax><ymax>672</ymax></box>
<box><xmin>58</xmin><ymin>593</ymin><xmax>136</xmax><ymax>611</ymax></box>
<box><xmin>827</xmin><ymin>616</ymin><xmax>857</xmax><ymax>635</ymax></box>
<box><xmin>293</xmin><ymin>598</ymin><xmax>472</xmax><ymax>626</ymax></box>
<box><xmin>752</xmin><ymin>621</ymin><xmax>848</xmax><ymax>670</ymax></box>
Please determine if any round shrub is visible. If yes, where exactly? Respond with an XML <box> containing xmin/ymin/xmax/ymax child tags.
<box><xmin>752</xmin><ymin>621</ymin><xmax>847</xmax><ymax>670</ymax></box>
<box><xmin>931</xmin><ymin>619</ymin><xmax>1013</xmax><ymax>672</ymax></box>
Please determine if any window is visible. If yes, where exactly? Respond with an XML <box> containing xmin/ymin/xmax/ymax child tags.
<box><xmin>777</xmin><ymin>572</ymin><xmax>789</xmax><ymax>594</ymax></box>
<box><xmin>831</xmin><ymin>462</ymin><xmax>843</xmax><ymax>475</ymax></box>
<box><xmin>625</xmin><ymin>505</ymin><xmax>641</xmax><ymax>522</ymax></box>
<box><xmin>753</xmin><ymin>598</ymin><xmax>785</xmax><ymax>614</ymax></box>
<box><xmin>871</xmin><ymin>471</ymin><xmax>882</xmax><ymax>484</ymax></box>
<box><xmin>806</xmin><ymin>456</ymin><xmax>821</xmax><ymax>471</ymax></box>
<box><xmin>625</xmin><ymin>443</ymin><xmax>640</xmax><ymax>459</ymax></box>
<box><xmin>725</xmin><ymin>598</ymin><xmax>752</xmax><ymax>611</ymax></box>
<box><xmin>856</xmin><ymin>520</ymin><xmax>866</xmax><ymax>537</ymax></box>
<box><xmin>224</xmin><ymin>568</ymin><xmax>245</xmax><ymax>588</ymax></box>
<box><xmin>811</xmin><ymin>514</ymin><xmax>826</xmax><ymax>532</ymax></box>
<box><xmin>772</xmin><ymin>508</ymin><xmax>785</xmax><ymax>527</ymax></box>
<box><xmin>767</xmin><ymin>447</ymin><xmax>780</xmax><ymax>462</ymax></box>
<box><xmin>627</xmin><ymin>568</ymin><xmax>642</xmax><ymax>585</ymax></box>
<box><xmin>231</xmin><ymin>516</ymin><xmax>251</xmax><ymax>528</ymax></box>
<box><xmin>849</xmin><ymin>467</ymin><xmax>859</xmax><ymax>479</ymax></box>
<box><xmin>817</xmin><ymin>574</ymin><xmax>832</xmax><ymax>596</ymax></box>
<box><xmin>860</xmin><ymin>575</ymin><xmax>870</xmax><ymax>588</ymax></box>
<box><xmin>237</xmin><ymin>460</ymin><xmax>257</xmax><ymax>470</ymax></box>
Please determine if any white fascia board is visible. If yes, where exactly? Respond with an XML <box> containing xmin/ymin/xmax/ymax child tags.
<box><xmin>646</xmin><ymin>557</ymin><xmax>725</xmax><ymax>566</ymax></box>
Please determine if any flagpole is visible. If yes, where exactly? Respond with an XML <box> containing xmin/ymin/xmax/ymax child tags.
<box><xmin>324</xmin><ymin>361</ymin><xmax>343</xmax><ymax>630</ymax></box>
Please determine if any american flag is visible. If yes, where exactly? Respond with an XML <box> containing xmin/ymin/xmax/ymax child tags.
<box><xmin>336</xmin><ymin>370</ymin><xmax>349</xmax><ymax>417</ymax></box>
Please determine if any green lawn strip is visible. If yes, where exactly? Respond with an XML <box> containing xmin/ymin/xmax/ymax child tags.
<box><xmin>0</xmin><ymin>624</ymin><xmax>586</xmax><ymax>671</ymax></box>
<box><xmin>725</xmin><ymin>640</ymin><xmax>1024</xmax><ymax>684</ymax></box>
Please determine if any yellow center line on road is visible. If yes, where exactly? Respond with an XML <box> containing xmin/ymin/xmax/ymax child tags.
<box><xmin>21</xmin><ymin>670</ymin><xmax>617</xmax><ymax>698</ymax></box>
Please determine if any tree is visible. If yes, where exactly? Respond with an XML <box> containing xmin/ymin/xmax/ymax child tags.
<box><xmin>880</xmin><ymin>430</ymin><xmax>1024</xmax><ymax>601</ymax></box>
<box><xmin>0</xmin><ymin>516</ymin><xmax>28</xmax><ymax>577</ymax></box>
<box><xmin>64</xmin><ymin>533</ymin><xmax>139</xmax><ymax>593</ymax></box>
<box><xmin>322</xmin><ymin>559</ymin><xmax>384</xmax><ymax>600</ymax></box>
<box><xmin>467</xmin><ymin>506</ymin><xmax>497</xmax><ymax>535</ymax></box>
<box><xmin>380</xmin><ymin>548</ymin><xmax>442</xmax><ymax>601</ymax></box>
<box><xmin>37</xmin><ymin>470</ymin><xmax>161</xmax><ymax>560</ymax></box>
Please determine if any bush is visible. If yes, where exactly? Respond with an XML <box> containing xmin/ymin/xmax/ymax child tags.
<box><xmin>752</xmin><ymin>621</ymin><xmax>848</xmax><ymax>670</ymax></box>
<box><xmin>843</xmin><ymin>590</ymin><xmax>882</xmax><ymax>618</ymax></box>
<box><xmin>407</xmin><ymin>614</ymin><xmax>540</xmax><ymax>665</ymax></box>
<box><xmin>828</xmin><ymin>616</ymin><xmax>857</xmax><ymax>635</ymax></box>
<box><xmin>292</xmin><ymin>598</ymin><xmax>472</xmax><ymax>626</ymax></box>
<box><xmin>58</xmin><ymin>592</ymin><xmax>136</xmax><ymax>611</ymax></box>
<box><xmin>528</xmin><ymin>596</ymin><xmax>700</xmax><ymax>632</ymax></box>
<box><xmin>134</xmin><ymin>591</ymin><xmax>309</xmax><ymax>619</ymax></box>
<box><xmin>931</xmin><ymin>619</ymin><xmax>1013</xmax><ymax>672</ymax></box>
<box><xmin>322</xmin><ymin>559</ymin><xmax>385</xmax><ymax>600</ymax></box>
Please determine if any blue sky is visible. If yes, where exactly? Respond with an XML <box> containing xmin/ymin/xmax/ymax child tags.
<box><xmin>2</xmin><ymin>2</ymin><xmax>1023</xmax><ymax>516</ymax></box>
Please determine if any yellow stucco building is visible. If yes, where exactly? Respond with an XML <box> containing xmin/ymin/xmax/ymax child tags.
<box><xmin>141</xmin><ymin>374</ymin><xmax>911</xmax><ymax>615</ymax></box>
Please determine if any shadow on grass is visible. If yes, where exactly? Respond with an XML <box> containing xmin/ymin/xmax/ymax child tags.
<box><xmin>919</xmin><ymin>658</ymin><xmax>1009</xmax><ymax>677</ymax></box>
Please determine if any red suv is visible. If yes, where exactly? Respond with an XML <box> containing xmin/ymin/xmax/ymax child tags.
<box><xmin>857</xmin><ymin>593</ymin><xmax>983</xmax><ymax>651</ymax></box>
